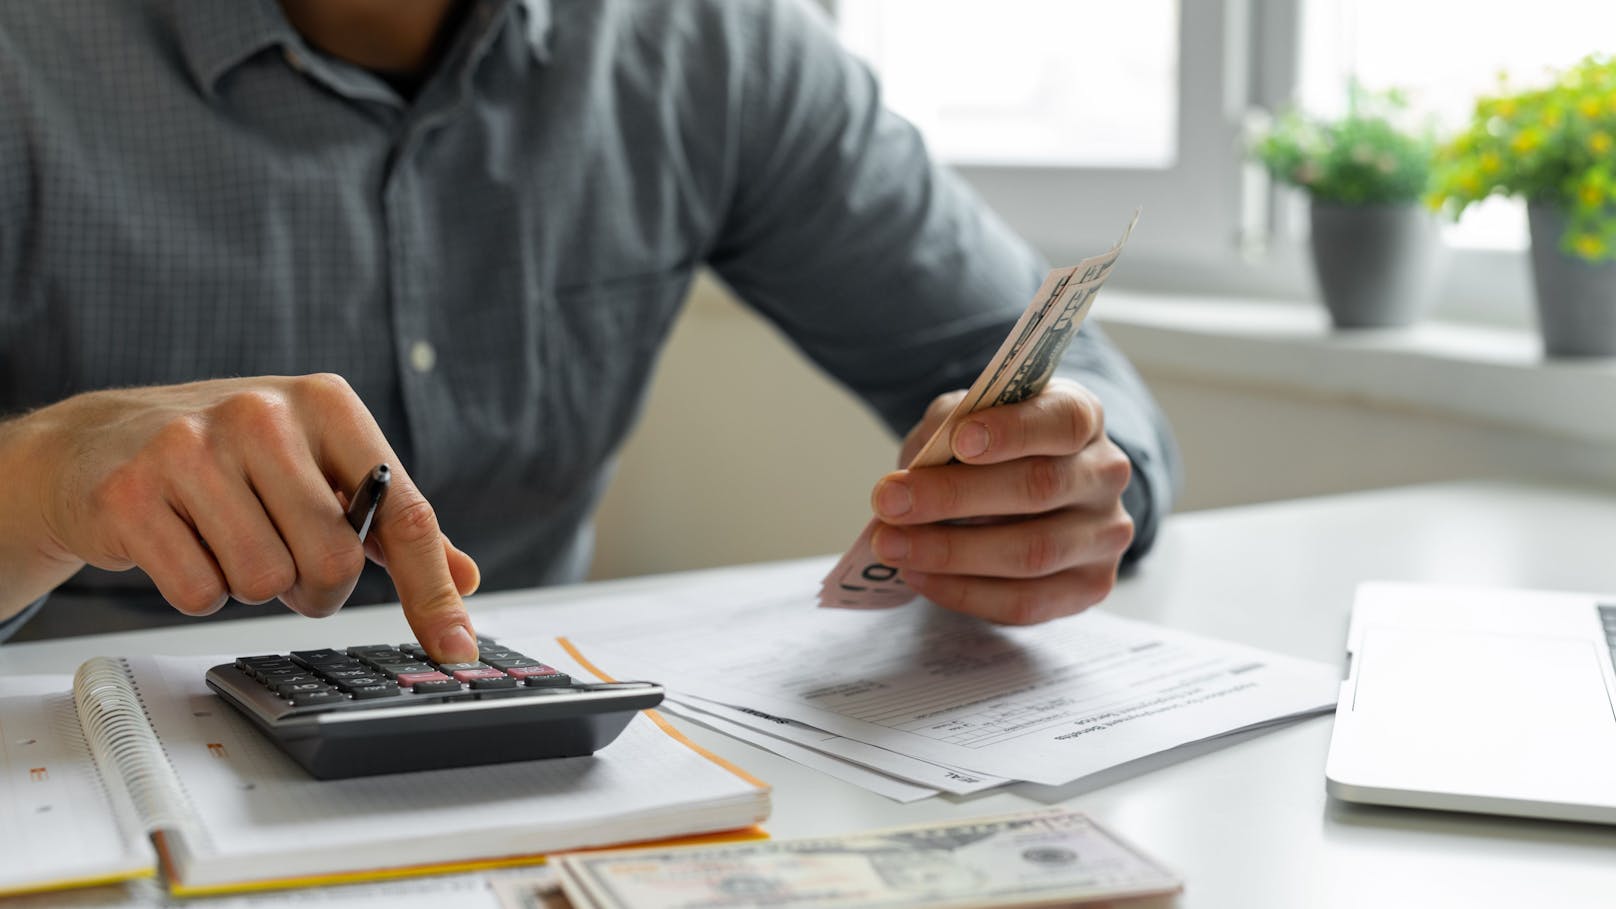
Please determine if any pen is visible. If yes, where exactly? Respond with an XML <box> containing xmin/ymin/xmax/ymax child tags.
<box><xmin>345</xmin><ymin>463</ymin><xmax>390</xmax><ymax>540</ymax></box>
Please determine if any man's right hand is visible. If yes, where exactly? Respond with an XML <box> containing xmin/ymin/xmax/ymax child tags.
<box><xmin>0</xmin><ymin>375</ymin><xmax>481</xmax><ymax>662</ymax></box>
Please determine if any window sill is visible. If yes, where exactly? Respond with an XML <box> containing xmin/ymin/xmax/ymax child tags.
<box><xmin>1096</xmin><ymin>292</ymin><xmax>1616</xmax><ymax>445</ymax></box>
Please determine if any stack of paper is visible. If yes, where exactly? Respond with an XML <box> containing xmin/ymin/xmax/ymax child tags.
<box><xmin>482</xmin><ymin>561</ymin><xmax>1339</xmax><ymax>802</ymax></box>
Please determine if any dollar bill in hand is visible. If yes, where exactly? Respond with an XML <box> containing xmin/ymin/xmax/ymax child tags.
<box><xmin>818</xmin><ymin>212</ymin><xmax>1139</xmax><ymax>609</ymax></box>
<box><xmin>554</xmin><ymin>808</ymin><xmax>1179</xmax><ymax>909</ymax></box>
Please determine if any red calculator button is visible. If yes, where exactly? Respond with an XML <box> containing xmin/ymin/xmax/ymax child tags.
<box><xmin>451</xmin><ymin>668</ymin><xmax>507</xmax><ymax>682</ymax></box>
<box><xmin>505</xmin><ymin>665</ymin><xmax>562</xmax><ymax>679</ymax></box>
<box><xmin>396</xmin><ymin>671</ymin><xmax>451</xmax><ymax>687</ymax></box>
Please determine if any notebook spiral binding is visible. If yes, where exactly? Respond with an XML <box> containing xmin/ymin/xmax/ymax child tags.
<box><xmin>73</xmin><ymin>658</ymin><xmax>198</xmax><ymax>841</ymax></box>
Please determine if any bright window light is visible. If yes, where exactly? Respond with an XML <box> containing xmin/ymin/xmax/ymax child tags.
<box><xmin>837</xmin><ymin>0</ymin><xmax>1179</xmax><ymax>168</ymax></box>
<box><xmin>1299</xmin><ymin>0</ymin><xmax>1616</xmax><ymax>250</ymax></box>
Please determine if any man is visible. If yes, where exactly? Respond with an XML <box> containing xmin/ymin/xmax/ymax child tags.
<box><xmin>0</xmin><ymin>0</ymin><xmax>1180</xmax><ymax>661</ymax></box>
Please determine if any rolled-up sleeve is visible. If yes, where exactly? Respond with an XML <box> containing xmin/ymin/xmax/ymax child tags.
<box><xmin>706</xmin><ymin>0</ymin><xmax>1181</xmax><ymax>559</ymax></box>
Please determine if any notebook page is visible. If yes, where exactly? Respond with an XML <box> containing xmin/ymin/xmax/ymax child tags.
<box><xmin>125</xmin><ymin>654</ymin><xmax>767</xmax><ymax>883</ymax></box>
<box><xmin>570</xmin><ymin>601</ymin><xmax>1340</xmax><ymax>786</ymax></box>
<box><xmin>0</xmin><ymin>677</ymin><xmax>153</xmax><ymax>895</ymax></box>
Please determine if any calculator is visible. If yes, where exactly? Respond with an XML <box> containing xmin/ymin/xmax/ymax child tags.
<box><xmin>205</xmin><ymin>640</ymin><xmax>663</xmax><ymax>779</ymax></box>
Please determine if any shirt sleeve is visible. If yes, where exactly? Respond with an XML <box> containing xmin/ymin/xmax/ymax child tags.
<box><xmin>706</xmin><ymin>0</ymin><xmax>1182</xmax><ymax>559</ymax></box>
<box><xmin>0</xmin><ymin>596</ymin><xmax>45</xmax><ymax>644</ymax></box>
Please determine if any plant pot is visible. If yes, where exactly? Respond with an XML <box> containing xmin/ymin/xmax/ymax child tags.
<box><xmin>1308</xmin><ymin>202</ymin><xmax>1442</xmax><ymax>329</ymax></box>
<box><xmin>1526</xmin><ymin>202</ymin><xmax>1616</xmax><ymax>357</ymax></box>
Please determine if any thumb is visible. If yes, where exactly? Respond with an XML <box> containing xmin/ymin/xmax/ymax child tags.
<box><xmin>899</xmin><ymin>390</ymin><xmax>966</xmax><ymax>467</ymax></box>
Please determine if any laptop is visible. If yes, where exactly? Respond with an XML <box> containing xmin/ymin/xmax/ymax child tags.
<box><xmin>1326</xmin><ymin>581</ymin><xmax>1616</xmax><ymax>825</ymax></box>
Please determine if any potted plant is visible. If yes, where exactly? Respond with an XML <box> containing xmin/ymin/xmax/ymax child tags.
<box><xmin>1431</xmin><ymin>54</ymin><xmax>1616</xmax><ymax>357</ymax></box>
<box><xmin>1253</xmin><ymin>85</ymin><xmax>1442</xmax><ymax>328</ymax></box>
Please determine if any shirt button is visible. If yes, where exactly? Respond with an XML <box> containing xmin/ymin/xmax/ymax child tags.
<box><xmin>408</xmin><ymin>341</ymin><xmax>437</xmax><ymax>374</ymax></box>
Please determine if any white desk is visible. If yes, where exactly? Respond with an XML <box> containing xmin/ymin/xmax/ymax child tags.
<box><xmin>7</xmin><ymin>480</ymin><xmax>1616</xmax><ymax>907</ymax></box>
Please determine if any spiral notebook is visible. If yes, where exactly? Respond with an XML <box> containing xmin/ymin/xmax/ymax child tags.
<box><xmin>0</xmin><ymin>648</ymin><xmax>770</xmax><ymax>898</ymax></box>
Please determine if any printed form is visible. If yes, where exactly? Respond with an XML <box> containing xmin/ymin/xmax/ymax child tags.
<box><xmin>572</xmin><ymin>602</ymin><xmax>1338</xmax><ymax>786</ymax></box>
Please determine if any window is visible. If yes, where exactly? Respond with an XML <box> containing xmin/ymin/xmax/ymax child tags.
<box><xmin>838</xmin><ymin>0</ymin><xmax>1178</xmax><ymax>168</ymax></box>
<box><xmin>1288</xmin><ymin>0</ymin><xmax>1616</xmax><ymax>324</ymax></box>
<box><xmin>836</xmin><ymin>1</ymin><xmax>1250</xmax><ymax>267</ymax></box>
<box><xmin>834</xmin><ymin>1</ymin><xmax>1616</xmax><ymax>329</ymax></box>
<box><xmin>1299</xmin><ymin>0</ymin><xmax>1616</xmax><ymax>253</ymax></box>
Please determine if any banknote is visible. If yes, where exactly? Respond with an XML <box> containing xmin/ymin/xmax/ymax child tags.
<box><xmin>819</xmin><ymin>212</ymin><xmax>1138</xmax><ymax>609</ymax></box>
<box><xmin>553</xmin><ymin>808</ymin><xmax>1179</xmax><ymax>909</ymax></box>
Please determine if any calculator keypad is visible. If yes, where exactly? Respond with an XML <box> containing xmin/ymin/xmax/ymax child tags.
<box><xmin>232</xmin><ymin>642</ymin><xmax>574</xmax><ymax>713</ymax></box>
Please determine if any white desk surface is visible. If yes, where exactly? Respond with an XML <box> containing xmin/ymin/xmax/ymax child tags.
<box><xmin>6</xmin><ymin>480</ymin><xmax>1616</xmax><ymax>907</ymax></box>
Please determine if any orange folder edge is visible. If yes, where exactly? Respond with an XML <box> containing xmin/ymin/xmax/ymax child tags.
<box><xmin>0</xmin><ymin>865</ymin><xmax>155</xmax><ymax>899</ymax></box>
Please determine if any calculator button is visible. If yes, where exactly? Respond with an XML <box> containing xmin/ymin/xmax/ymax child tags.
<box><xmin>347</xmin><ymin>683</ymin><xmax>401</xmax><ymax>699</ymax></box>
<box><xmin>265</xmin><ymin>673</ymin><xmax>318</xmax><ymax>690</ymax></box>
<box><xmin>291</xmin><ymin>655</ymin><xmax>351</xmax><ymax>673</ymax></box>
<box><xmin>435</xmin><ymin>661</ymin><xmax>490</xmax><ymax>674</ymax></box>
<box><xmin>291</xmin><ymin>648</ymin><xmax>348</xmax><ymax>663</ymax></box>
<box><xmin>277</xmin><ymin>681</ymin><xmax>335</xmax><ymax>697</ymax></box>
<box><xmin>331</xmin><ymin>675</ymin><xmax>389</xmax><ymax>691</ymax></box>
<box><xmin>254</xmin><ymin>667</ymin><xmax>307</xmax><ymax>683</ymax></box>
<box><xmin>346</xmin><ymin>644</ymin><xmax>400</xmax><ymax>656</ymax></box>
<box><xmin>319</xmin><ymin>668</ymin><xmax>374</xmax><ymax>682</ymax></box>
<box><xmin>411</xmin><ymin>679</ymin><xmax>464</xmax><ymax>694</ymax></box>
<box><xmin>522</xmin><ymin>673</ymin><xmax>573</xmax><ymax>688</ymax></box>
<box><xmin>485</xmin><ymin>658</ymin><xmax>541</xmax><ymax>670</ymax></box>
<box><xmin>289</xmin><ymin>690</ymin><xmax>349</xmax><ymax>707</ymax></box>
<box><xmin>236</xmin><ymin>655</ymin><xmax>288</xmax><ymax>670</ymax></box>
<box><xmin>508</xmin><ymin>665</ymin><xmax>567</xmax><ymax>680</ymax></box>
<box><xmin>249</xmin><ymin>661</ymin><xmax>298</xmax><ymax>676</ymax></box>
<box><xmin>371</xmin><ymin>662</ymin><xmax>435</xmax><ymax>678</ymax></box>
<box><xmin>450</xmin><ymin>668</ymin><xmax>507</xmax><ymax>682</ymax></box>
<box><xmin>357</xmin><ymin>650</ymin><xmax>409</xmax><ymax>662</ymax></box>
<box><xmin>318</xmin><ymin>659</ymin><xmax>366</xmax><ymax>673</ymax></box>
<box><xmin>470</xmin><ymin>677</ymin><xmax>520</xmax><ymax>691</ymax></box>
<box><xmin>396</xmin><ymin>671</ymin><xmax>451</xmax><ymax>687</ymax></box>
<box><xmin>477</xmin><ymin>649</ymin><xmax>520</xmax><ymax>661</ymax></box>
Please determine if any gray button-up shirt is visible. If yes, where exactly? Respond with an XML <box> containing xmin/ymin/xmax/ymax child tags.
<box><xmin>0</xmin><ymin>0</ymin><xmax>1179</xmax><ymax>640</ymax></box>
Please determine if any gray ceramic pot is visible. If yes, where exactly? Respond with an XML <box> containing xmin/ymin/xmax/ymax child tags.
<box><xmin>1308</xmin><ymin>202</ymin><xmax>1442</xmax><ymax>329</ymax></box>
<box><xmin>1526</xmin><ymin>202</ymin><xmax>1616</xmax><ymax>357</ymax></box>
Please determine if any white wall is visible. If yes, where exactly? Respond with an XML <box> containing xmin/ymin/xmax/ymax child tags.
<box><xmin>589</xmin><ymin>275</ymin><xmax>899</xmax><ymax>580</ymax></box>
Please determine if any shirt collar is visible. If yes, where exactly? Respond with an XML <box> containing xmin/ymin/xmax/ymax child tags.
<box><xmin>168</xmin><ymin>0</ymin><xmax>555</xmax><ymax>99</ymax></box>
<box><xmin>166</xmin><ymin>0</ymin><xmax>295</xmax><ymax>99</ymax></box>
<box><xmin>515</xmin><ymin>0</ymin><xmax>556</xmax><ymax>63</ymax></box>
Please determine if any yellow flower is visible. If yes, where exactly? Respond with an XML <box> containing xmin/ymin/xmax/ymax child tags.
<box><xmin>1590</xmin><ymin>131</ymin><xmax>1613</xmax><ymax>155</ymax></box>
<box><xmin>1480</xmin><ymin>151</ymin><xmax>1503</xmax><ymax>174</ymax></box>
<box><xmin>1571</xmin><ymin>233</ymin><xmax>1607</xmax><ymax>259</ymax></box>
<box><xmin>1495</xmin><ymin>98</ymin><xmax>1518</xmax><ymax>118</ymax></box>
<box><xmin>1579</xmin><ymin>95</ymin><xmax>1604</xmax><ymax>119</ymax></box>
<box><xmin>1510</xmin><ymin>128</ymin><xmax>1544</xmax><ymax>154</ymax></box>
<box><xmin>1458</xmin><ymin>170</ymin><xmax>1483</xmax><ymax>195</ymax></box>
<box><xmin>1581</xmin><ymin>182</ymin><xmax>1604</xmax><ymax>207</ymax></box>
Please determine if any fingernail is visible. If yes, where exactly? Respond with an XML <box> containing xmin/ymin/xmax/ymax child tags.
<box><xmin>954</xmin><ymin>422</ymin><xmax>990</xmax><ymax>458</ymax></box>
<box><xmin>875</xmin><ymin>479</ymin><xmax>912</xmax><ymax>517</ymax></box>
<box><xmin>437</xmin><ymin>624</ymin><xmax>478</xmax><ymax>662</ymax></box>
<box><xmin>873</xmin><ymin>526</ymin><xmax>910</xmax><ymax>562</ymax></box>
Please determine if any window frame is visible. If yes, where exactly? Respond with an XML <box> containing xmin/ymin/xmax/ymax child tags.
<box><xmin>831</xmin><ymin>0</ymin><xmax>1538</xmax><ymax>330</ymax></box>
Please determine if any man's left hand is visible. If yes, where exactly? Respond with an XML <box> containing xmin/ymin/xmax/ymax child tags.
<box><xmin>869</xmin><ymin>379</ymin><xmax>1134</xmax><ymax>624</ymax></box>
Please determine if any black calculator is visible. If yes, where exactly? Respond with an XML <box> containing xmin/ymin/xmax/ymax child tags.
<box><xmin>205</xmin><ymin>640</ymin><xmax>663</xmax><ymax>780</ymax></box>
